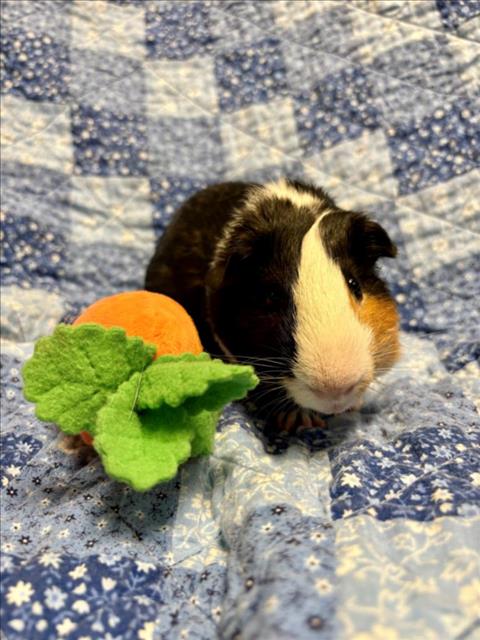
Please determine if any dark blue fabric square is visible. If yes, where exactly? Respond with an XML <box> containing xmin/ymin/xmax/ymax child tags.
<box><xmin>436</xmin><ymin>0</ymin><xmax>480</xmax><ymax>29</ymax></box>
<box><xmin>107</xmin><ymin>0</ymin><xmax>145</xmax><ymax>4</ymax></box>
<box><xmin>329</xmin><ymin>381</ymin><xmax>480</xmax><ymax>521</ymax></box>
<box><xmin>0</xmin><ymin>27</ymin><xmax>69</xmax><ymax>102</ymax></box>
<box><xmin>1</xmin><ymin>213</ymin><xmax>67</xmax><ymax>290</ymax></box>
<box><xmin>0</xmin><ymin>434</ymin><xmax>43</xmax><ymax>472</ymax></box>
<box><xmin>386</xmin><ymin>101</ymin><xmax>479</xmax><ymax>195</ymax></box>
<box><xmin>0</xmin><ymin>554</ymin><xmax>197</xmax><ymax>640</ymax></box>
<box><xmin>150</xmin><ymin>176</ymin><xmax>207</xmax><ymax>237</ymax></box>
<box><xmin>220</xmin><ymin>506</ymin><xmax>337</xmax><ymax>639</ymax></box>
<box><xmin>148</xmin><ymin>116</ymin><xmax>225</xmax><ymax>181</ymax></box>
<box><xmin>383</xmin><ymin>262</ymin><xmax>432</xmax><ymax>334</ymax></box>
<box><xmin>438</xmin><ymin>337</ymin><xmax>480</xmax><ymax>373</ymax></box>
<box><xmin>146</xmin><ymin>2</ymin><xmax>215</xmax><ymax>60</ymax></box>
<box><xmin>71</xmin><ymin>105</ymin><xmax>148</xmax><ymax>177</ymax></box>
<box><xmin>422</xmin><ymin>255</ymin><xmax>480</xmax><ymax>372</ymax></box>
<box><xmin>294</xmin><ymin>67</ymin><xmax>380</xmax><ymax>154</ymax></box>
<box><xmin>215</xmin><ymin>38</ymin><xmax>288</xmax><ymax>112</ymax></box>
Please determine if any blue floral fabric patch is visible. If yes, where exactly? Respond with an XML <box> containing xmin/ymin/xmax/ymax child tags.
<box><xmin>1</xmin><ymin>213</ymin><xmax>67</xmax><ymax>290</ymax></box>
<box><xmin>386</xmin><ymin>101</ymin><xmax>479</xmax><ymax>195</ymax></box>
<box><xmin>71</xmin><ymin>105</ymin><xmax>148</xmax><ymax>177</ymax></box>
<box><xmin>1</xmin><ymin>26</ymin><xmax>70</xmax><ymax>103</ymax></box>
<box><xmin>215</xmin><ymin>37</ymin><xmax>288</xmax><ymax>112</ymax></box>
<box><xmin>436</xmin><ymin>0</ymin><xmax>480</xmax><ymax>30</ymax></box>
<box><xmin>294</xmin><ymin>66</ymin><xmax>380</xmax><ymax>154</ymax></box>
<box><xmin>146</xmin><ymin>2</ymin><xmax>215</xmax><ymax>60</ymax></box>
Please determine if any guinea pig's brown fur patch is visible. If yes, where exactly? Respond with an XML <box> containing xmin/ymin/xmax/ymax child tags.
<box><xmin>357</xmin><ymin>294</ymin><xmax>400</xmax><ymax>374</ymax></box>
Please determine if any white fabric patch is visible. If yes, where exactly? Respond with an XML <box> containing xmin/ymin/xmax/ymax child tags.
<box><xmin>71</xmin><ymin>0</ymin><xmax>145</xmax><ymax>59</ymax></box>
<box><xmin>220</xmin><ymin>98</ymin><xmax>300</xmax><ymax>173</ymax></box>
<box><xmin>1</xmin><ymin>96</ymin><xmax>73</xmax><ymax>174</ymax></box>
<box><xmin>145</xmin><ymin>57</ymin><xmax>219</xmax><ymax>119</ymax></box>
<box><xmin>69</xmin><ymin>176</ymin><xmax>155</xmax><ymax>248</ymax></box>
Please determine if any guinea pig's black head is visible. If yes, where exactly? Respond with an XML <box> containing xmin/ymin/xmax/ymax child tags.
<box><xmin>206</xmin><ymin>179</ymin><xmax>400</xmax><ymax>417</ymax></box>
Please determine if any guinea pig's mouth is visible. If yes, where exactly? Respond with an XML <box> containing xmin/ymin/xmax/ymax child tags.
<box><xmin>282</xmin><ymin>376</ymin><xmax>366</xmax><ymax>416</ymax></box>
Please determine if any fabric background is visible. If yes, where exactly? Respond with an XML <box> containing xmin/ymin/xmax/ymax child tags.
<box><xmin>1</xmin><ymin>1</ymin><xmax>479</xmax><ymax>638</ymax></box>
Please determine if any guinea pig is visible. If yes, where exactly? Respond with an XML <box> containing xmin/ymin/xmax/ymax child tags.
<box><xmin>145</xmin><ymin>178</ymin><xmax>400</xmax><ymax>435</ymax></box>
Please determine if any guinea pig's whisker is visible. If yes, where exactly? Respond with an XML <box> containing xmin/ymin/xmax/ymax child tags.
<box><xmin>253</xmin><ymin>363</ymin><xmax>290</xmax><ymax>371</ymax></box>
<box><xmin>261</xmin><ymin>396</ymin><xmax>293</xmax><ymax>422</ymax></box>
<box><xmin>239</xmin><ymin>357</ymin><xmax>289</xmax><ymax>366</ymax></box>
<box><xmin>253</xmin><ymin>378</ymin><xmax>284</xmax><ymax>390</ymax></box>
<box><xmin>256</xmin><ymin>379</ymin><xmax>290</xmax><ymax>391</ymax></box>
<box><xmin>267</xmin><ymin>402</ymin><xmax>296</xmax><ymax>425</ymax></box>
<box><xmin>258</xmin><ymin>382</ymin><xmax>285</xmax><ymax>389</ymax></box>
<box><xmin>209</xmin><ymin>350</ymin><xmax>289</xmax><ymax>362</ymax></box>
<box><xmin>372</xmin><ymin>349</ymin><xmax>396</xmax><ymax>359</ymax></box>
<box><xmin>253</xmin><ymin>395</ymin><xmax>286</xmax><ymax>411</ymax></box>
<box><xmin>253</xmin><ymin>370</ymin><xmax>288</xmax><ymax>378</ymax></box>
<box><xmin>251</xmin><ymin>386</ymin><xmax>288</xmax><ymax>404</ymax></box>
<box><xmin>208</xmin><ymin>352</ymin><xmax>290</xmax><ymax>370</ymax></box>
<box><xmin>256</xmin><ymin>382</ymin><xmax>284</xmax><ymax>390</ymax></box>
<box><xmin>252</xmin><ymin>383</ymin><xmax>290</xmax><ymax>404</ymax></box>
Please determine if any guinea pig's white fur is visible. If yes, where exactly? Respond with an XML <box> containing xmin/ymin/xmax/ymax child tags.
<box><xmin>286</xmin><ymin>216</ymin><xmax>374</xmax><ymax>415</ymax></box>
<box><xmin>264</xmin><ymin>178</ymin><xmax>321</xmax><ymax>210</ymax></box>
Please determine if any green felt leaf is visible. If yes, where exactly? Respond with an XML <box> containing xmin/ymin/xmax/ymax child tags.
<box><xmin>22</xmin><ymin>324</ymin><xmax>156</xmax><ymax>435</ymax></box>
<box><xmin>190</xmin><ymin>410</ymin><xmax>219</xmax><ymax>457</ymax></box>
<box><xmin>137</xmin><ymin>354</ymin><xmax>259</xmax><ymax>414</ymax></box>
<box><xmin>94</xmin><ymin>373</ymin><xmax>217</xmax><ymax>490</ymax></box>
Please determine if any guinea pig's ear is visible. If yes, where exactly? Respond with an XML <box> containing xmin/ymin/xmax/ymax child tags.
<box><xmin>351</xmin><ymin>215</ymin><xmax>397</xmax><ymax>265</ymax></box>
<box><xmin>207</xmin><ymin>227</ymin><xmax>270</xmax><ymax>290</ymax></box>
<box><xmin>206</xmin><ymin>241</ymin><xmax>255</xmax><ymax>291</ymax></box>
<box><xmin>206</xmin><ymin>252</ymin><xmax>244</xmax><ymax>290</ymax></box>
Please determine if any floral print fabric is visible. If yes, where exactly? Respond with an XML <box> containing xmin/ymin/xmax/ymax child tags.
<box><xmin>1</xmin><ymin>1</ymin><xmax>479</xmax><ymax>638</ymax></box>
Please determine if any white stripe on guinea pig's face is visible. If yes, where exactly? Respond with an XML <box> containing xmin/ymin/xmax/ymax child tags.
<box><xmin>285</xmin><ymin>217</ymin><xmax>374</xmax><ymax>415</ymax></box>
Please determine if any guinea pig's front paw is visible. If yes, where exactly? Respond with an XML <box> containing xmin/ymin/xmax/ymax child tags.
<box><xmin>276</xmin><ymin>409</ymin><xmax>326</xmax><ymax>434</ymax></box>
<box><xmin>261</xmin><ymin>409</ymin><xmax>326</xmax><ymax>455</ymax></box>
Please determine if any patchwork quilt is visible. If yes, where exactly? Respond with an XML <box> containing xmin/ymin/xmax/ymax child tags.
<box><xmin>1</xmin><ymin>1</ymin><xmax>480</xmax><ymax>639</ymax></box>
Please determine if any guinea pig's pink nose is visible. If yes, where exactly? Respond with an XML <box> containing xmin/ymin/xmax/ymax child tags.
<box><xmin>310</xmin><ymin>377</ymin><xmax>361</xmax><ymax>399</ymax></box>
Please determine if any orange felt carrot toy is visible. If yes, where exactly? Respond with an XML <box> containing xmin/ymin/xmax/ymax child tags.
<box><xmin>74</xmin><ymin>291</ymin><xmax>203</xmax><ymax>445</ymax></box>
<box><xmin>22</xmin><ymin>291</ymin><xmax>258</xmax><ymax>491</ymax></box>
<box><xmin>73</xmin><ymin>291</ymin><xmax>203</xmax><ymax>358</ymax></box>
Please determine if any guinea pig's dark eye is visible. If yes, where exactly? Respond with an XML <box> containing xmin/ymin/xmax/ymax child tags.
<box><xmin>265</xmin><ymin>288</ymin><xmax>281</xmax><ymax>307</ymax></box>
<box><xmin>346</xmin><ymin>275</ymin><xmax>362</xmax><ymax>300</ymax></box>
<box><xmin>257</xmin><ymin>284</ymin><xmax>286</xmax><ymax>312</ymax></box>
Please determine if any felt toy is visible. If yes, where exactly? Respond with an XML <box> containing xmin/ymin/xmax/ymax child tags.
<box><xmin>73</xmin><ymin>290</ymin><xmax>203</xmax><ymax>358</ymax></box>
<box><xmin>22</xmin><ymin>291</ymin><xmax>258</xmax><ymax>491</ymax></box>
